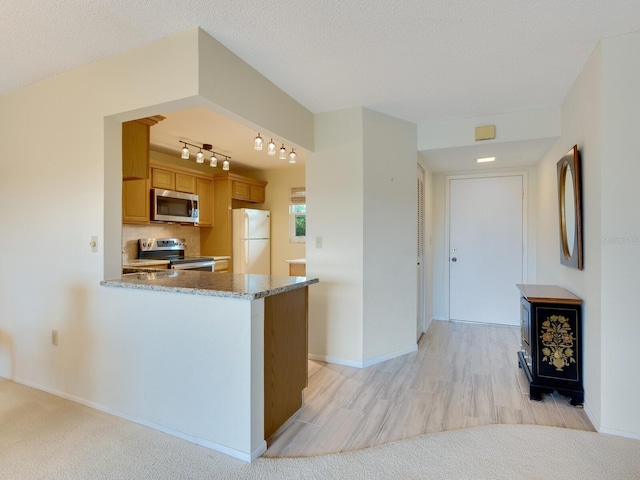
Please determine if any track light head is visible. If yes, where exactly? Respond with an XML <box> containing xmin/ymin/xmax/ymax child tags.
<box><xmin>181</xmin><ymin>144</ymin><xmax>190</xmax><ymax>160</ymax></box>
<box><xmin>254</xmin><ymin>133</ymin><xmax>263</xmax><ymax>151</ymax></box>
<box><xmin>267</xmin><ymin>139</ymin><xmax>276</xmax><ymax>155</ymax></box>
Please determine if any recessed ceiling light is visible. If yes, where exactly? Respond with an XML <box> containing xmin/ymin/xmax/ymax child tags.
<box><xmin>476</xmin><ymin>156</ymin><xmax>496</xmax><ymax>163</ymax></box>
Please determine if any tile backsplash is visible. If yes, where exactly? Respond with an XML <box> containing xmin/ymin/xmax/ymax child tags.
<box><xmin>122</xmin><ymin>224</ymin><xmax>202</xmax><ymax>260</ymax></box>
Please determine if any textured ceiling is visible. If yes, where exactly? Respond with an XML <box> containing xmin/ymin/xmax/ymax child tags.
<box><xmin>3</xmin><ymin>1</ymin><xmax>640</xmax><ymax>169</ymax></box>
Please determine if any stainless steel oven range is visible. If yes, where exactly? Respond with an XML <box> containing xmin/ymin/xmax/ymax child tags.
<box><xmin>137</xmin><ymin>238</ymin><xmax>224</xmax><ymax>272</ymax></box>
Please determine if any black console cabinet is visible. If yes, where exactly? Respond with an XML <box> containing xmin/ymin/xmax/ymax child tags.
<box><xmin>516</xmin><ymin>284</ymin><xmax>584</xmax><ymax>406</ymax></box>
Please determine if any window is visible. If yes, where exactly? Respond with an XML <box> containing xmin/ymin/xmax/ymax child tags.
<box><xmin>289</xmin><ymin>187</ymin><xmax>306</xmax><ymax>243</ymax></box>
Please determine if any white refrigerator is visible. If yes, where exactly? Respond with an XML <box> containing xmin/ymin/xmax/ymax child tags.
<box><xmin>233</xmin><ymin>208</ymin><xmax>271</xmax><ymax>274</ymax></box>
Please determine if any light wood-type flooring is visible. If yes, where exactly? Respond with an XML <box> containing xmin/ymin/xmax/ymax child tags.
<box><xmin>264</xmin><ymin>319</ymin><xmax>594</xmax><ymax>457</ymax></box>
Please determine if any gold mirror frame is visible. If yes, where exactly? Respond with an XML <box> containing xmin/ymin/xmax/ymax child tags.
<box><xmin>557</xmin><ymin>145</ymin><xmax>583</xmax><ymax>269</ymax></box>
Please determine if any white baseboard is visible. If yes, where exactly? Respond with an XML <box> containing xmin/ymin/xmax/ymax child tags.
<box><xmin>433</xmin><ymin>315</ymin><xmax>448</xmax><ymax>321</ymax></box>
<box><xmin>308</xmin><ymin>354</ymin><xmax>364</xmax><ymax>368</ymax></box>
<box><xmin>9</xmin><ymin>376</ymin><xmax>261</xmax><ymax>463</ymax></box>
<box><xmin>582</xmin><ymin>401</ymin><xmax>600</xmax><ymax>432</ymax></box>
<box><xmin>598</xmin><ymin>426</ymin><xmax>640</xmax><ymax>440</ymax></box>
<box><xmin>309</xmin><ymin>344</ymin><xmax>418</xmax><ymax>369</ymax></box>
<box><xmin>362</xmin><ymin>345</ymin><xmax>418</xmax><ymax>368</ymax></box>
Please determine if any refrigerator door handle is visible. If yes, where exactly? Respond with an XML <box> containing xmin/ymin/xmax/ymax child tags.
<box><xmin>244</xmin><ymin>213</ymin><xmax>250</xmax><ymax>240</ymax></box>
<box><xmin>245</xmin><ymin>239</ymin><xmax>249</xmax><ymax>268</ymax></box>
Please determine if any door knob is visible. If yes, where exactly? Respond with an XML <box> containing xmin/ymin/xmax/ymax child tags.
<box><xmin>451</xmin><ymin>257</ymin><xmax>457</xmax><ymax>262</ymax></box>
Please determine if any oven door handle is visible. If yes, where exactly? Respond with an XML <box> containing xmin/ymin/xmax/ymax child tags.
<box><xmin>171</xmin><ymin>261</ymin><xmax>215</xmax><ymax>270</ymax></box>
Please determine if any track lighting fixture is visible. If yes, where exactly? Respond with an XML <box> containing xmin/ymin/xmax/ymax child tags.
<box><xmin>179</xmin><ymin>141</ymin><xmax>230</xmax><ymax>170</ymax></box>
<box><xmin>253</xmin><ymin>134</ymin><xmax>300</xmax><ymax>165</ymax></box>
<box><xmin>254</xmin><ymin>133</ymin><xmax>263</xmax><ymax>150</ymax></box>
<box><xmin>267</xmin><ymin>139</ymin><xmax>276</xmax><ymax>155</ymax></box>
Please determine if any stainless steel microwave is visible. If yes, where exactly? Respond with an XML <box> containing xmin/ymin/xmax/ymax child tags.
<box><xmin>151</xmin><ymin>189</ymin><xmax>199</xmax><ymax>224</ymax></box>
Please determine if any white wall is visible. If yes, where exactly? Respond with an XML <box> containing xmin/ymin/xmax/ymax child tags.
<box><xmin>262</xmin><ymin>164</ymin><xmax>307</xmax><ymax>276</ymax></box>
<box><xmin>418</xmin><ymin>107</ymin><xmax>560</xmax><ymax>150</ymax></box>
<box><xmin>535</xmin><ymin>42</ymin><xmax>603</xmax><ymax>428</ymax></box>
<box><xmin>0</xmin><ymin>27</ymin><xmax>314</xmax><ymax>458</ymax></box>
<box><xmin>599</xmin><ymin>31</ymin><xmax>640</xmax><ymax>437</ymax></box>
<box><xmin>536</xmin><ymin>31</ymin><xmax>640</xmax><ymax>439</ymax></box>
<box><xmin>307</xmin><ymin>108</ymin><xmax>365</xmax><ymax>364</ymax></box>
<box><xmin>362</xmin><ymin>109</ymin><xmax>417</xmax><ymax>361</ymax></box>
<box><xmin>307</xmin><ymin>108</ymin><xmax>418</xmax><ymax>366</ymax></box>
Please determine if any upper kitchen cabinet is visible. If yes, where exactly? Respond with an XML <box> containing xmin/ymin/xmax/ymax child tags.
<box><xmin>151</xmin><ymin>167</ymin><xmax>198</xmax><ymax>194</ymax></box>
<box><xmin>122</xmin><ymin>116</ymin><xmax>165</xmax><ymax>180</ymax></box>
<box><xmin>151</xmin><ymin>167</ymin><xmax>175</xmax><ymax>190</ymax></box>
<box><xmin>176</xmin><ymin>173</ymin><xmax>197</xmax><ymax>194</ymax></box>
<box><xmin>218</xmin><ymin>173</ymin><xmax>267</xmax><ymax>203</ymax></box>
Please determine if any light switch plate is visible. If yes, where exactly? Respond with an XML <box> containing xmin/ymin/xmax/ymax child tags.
<box><xmin>315</xmin><ymin>236</ymin><xmax>322</xmax><ymax>248</ymax></box>
<box><xmin>90</xmin><ymin>236</ymin><xmax>98</xmax><ymax>253</ymax></box>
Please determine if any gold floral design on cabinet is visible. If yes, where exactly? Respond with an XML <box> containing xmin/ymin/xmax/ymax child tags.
<box><xmin>540</xmin><ymin>315</ymin><xmax>575</xmax><ymax>371</ymax></box>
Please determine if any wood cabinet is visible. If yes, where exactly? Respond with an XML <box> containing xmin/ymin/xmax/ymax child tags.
<box><xmin>195</xmin><ymin>177</ymin><xmax>213</xmax><ymax>226</ymax></box>
<box><xmin>232</xmin><ymin>179</ymin><xmax>265</xmax><ymax>203</ymax></box>
<box><xmin>122</xmin><ymin>178</ymin><xmax>150</xmax><ymax>223</ymax></box>
<box><xmin>151</xmin><ymin>168</ymin><xmax>175</xmax><ymax>190</ymax></box>
<box><xmin>176</xmin><ymin>173</ymin><xmax>197</xmax><ymax>194</ymax></box>
<box><xmin>516</xmin><ymin>284</ymin><xmax>584</xmax><ymax>406</ymax></box>
<box><xmin>288</xmin><ymin>262</ymin><xmax>306</xmax><ymax>276</ymax></box>
<box><xmin>122</xmin><ymin>116</ymin><xmax>165</xmax><ymax>180</ymax></box>
<box><xmin>152</xmin><ymin>168</ymin><xmax>198</xmax><ymax>194</ymax></box>
<box><xmin>122</xmin><ymin>121</ymin><xmax>149</xmax><ymax>180</ymax></box>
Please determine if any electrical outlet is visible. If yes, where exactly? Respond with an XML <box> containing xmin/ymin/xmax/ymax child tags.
<box><xmin>51</xmin><ymin>329</ymin><xmax>59</xmax><ymax>346</ymax></box>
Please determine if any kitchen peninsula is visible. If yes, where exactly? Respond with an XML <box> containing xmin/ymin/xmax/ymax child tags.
<box><xmin>100</xmin><ymin>271</ymin><xmax>318</xmax><ymax>462</ymax></box>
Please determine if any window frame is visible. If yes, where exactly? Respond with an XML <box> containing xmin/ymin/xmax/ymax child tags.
<box><xmin>289</xmin><ymin>187</ymin><xmax>306</xmax><ymax>243</ymax></box>
<box><xmin>289</xmin><ymin>205</ymin><xmax>306</xmax><ymax>243</ymax></box>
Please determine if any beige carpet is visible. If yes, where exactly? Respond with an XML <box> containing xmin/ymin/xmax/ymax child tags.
<box><xmin>1</xmin><ymin>379</ymin><xmax>639</xmax><ymax>479</ymax></box>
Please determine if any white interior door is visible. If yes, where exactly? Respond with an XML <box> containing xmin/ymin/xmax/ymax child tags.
<box><xmin>448</xmin><ymin>175</ymin><xmax>524</xmax><ymax>326</ymax></box>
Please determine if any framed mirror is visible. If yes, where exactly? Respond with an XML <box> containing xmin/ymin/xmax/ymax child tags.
<box><xmin>557</xmin><ymin>145</ymin><xmax>583</xmax><ymax>269</ymax></box>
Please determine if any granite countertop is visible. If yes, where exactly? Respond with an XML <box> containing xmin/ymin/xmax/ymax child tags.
<box><xmin>101</xmin><ymin>271</ymin><xmax>319</xmax><ymax>299</ymax></box>
<box><xmin>122</xmin><ymin>259</ymin><xmax>171</xmax><ymax>267</ymax></box>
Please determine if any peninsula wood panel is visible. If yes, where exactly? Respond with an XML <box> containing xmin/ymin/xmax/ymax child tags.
<box><xmin>264</xmin><ymin>287</ymin><xmax>308</xmax><ymax>440</ymax></box>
